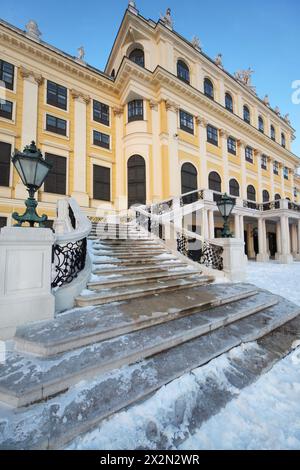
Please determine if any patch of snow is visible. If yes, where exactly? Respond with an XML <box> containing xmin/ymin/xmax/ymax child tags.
<box><xmin>246</xmin><ymin>261</ymin><xmax>300</xmax><ymax>306</ymax></box>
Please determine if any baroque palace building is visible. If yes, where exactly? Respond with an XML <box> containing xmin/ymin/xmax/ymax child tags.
<box><xmin>0</xmin><ymin>1</ymin><xmax>300</xmax><ymax>262</ymax></box>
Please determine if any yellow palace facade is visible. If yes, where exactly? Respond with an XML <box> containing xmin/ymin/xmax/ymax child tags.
<box><xmin>0</xmin><ymin>3</ymin><xmax>300</xmax><ymax>261</ymax></box>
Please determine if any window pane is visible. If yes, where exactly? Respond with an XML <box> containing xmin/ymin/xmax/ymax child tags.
<box><xmin>0</xmin><ymin>100</ymin><xmax>13</xmax><ymax>119</ymax></box>
<box><xmin>0</xmin><ymin>59</ymin><xmax>14</xmax><ymax>90</ymax></box>
<box><xmin>0</xmin><ymin>141</ymin><xmax>11</xmax><ymax>186</ymax></box>
<box><xmin>44</xmin><ymin>153</ymin><xmax>66</xmax><ymax>194</ymax></box>
<box><xmin>47</xmin><ymin>81</ymin><xmax>67</xmax><ymax>110</ymax></box>
<box><xmin>93</xmin><ymin>100</ymin><xmax>109</xmax><ymax>125</ymax></box>
<box><xmin>179</xmin><ymin>110</ymin><xmax>194</xmax><ymax>134</ymax></box>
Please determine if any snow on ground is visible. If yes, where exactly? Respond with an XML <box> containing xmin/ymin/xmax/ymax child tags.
<box><xmin>68</xmin><ymin>260</ymin><xmax>300</xmax><ymax>450</ymax></box>
<box><xmin>246</xmin><ymin>260</ymin><xmax>300</xmax><ymax>306</ymax></box>
<box><xmin>181</xmin><ymin>347</ymin><xmax>300</xmax><ymax>450</ymax></box>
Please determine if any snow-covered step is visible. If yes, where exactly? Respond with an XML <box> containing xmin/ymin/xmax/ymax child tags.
<box><xmin>4</xmin><ymin>311</ymin><xmax>300</xmax><ymax>450</ymax></box>
<box><xmin>92</xmin><ymin>255</ymin><xmax>182</xmax><ymax>266</ymax></box>
<box><xmin>14</xmin><ymin>284</ymin><xmax>260</xmax><ymax>357</ymax></box>
<box><xmin>0</xmin><ymin>290</ymin><xmax>284</xmax><ymax>408</ymax></box>
<box><xmin>91</xmin><ymin>250</ymin><xmax>167</xmax><ymax>258</ymax></box>
<box><xmin>92</xmin><ymin>261</ymin><xmax>189</xmax><ymax>276</ymax></box>
<box><xmin>76</xmin><ymin>275</ymin><xmax>213</xmax><ymax>307</ymax></box>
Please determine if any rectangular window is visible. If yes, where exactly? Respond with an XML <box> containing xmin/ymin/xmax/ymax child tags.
<box><xmin>128</xmin><ymin>100</ymin><xmax>143</xmax><ymax>122</ymax></box>
<box><xmin>261</xmin><ymin>154</ymin><xmax>267</xmax><ymax>170</ymax></box>
<box><xmin>46</xmin><ymin>114</ymin><xmax>67</xmax><ymax>136</ymax></box>
<box><xmin>273</xmin><ymin>161</ymin><xmax>279</xmax><ymax>175</ymax></box>
<box><xmin>93</xmin><ymin>100</ymin><xmax>109</xmax><ymax>126</ymax></box>
<box><xmin>245</xmin><ymin>146</ymin><xmax>253</xmax><ymax>163</ymax></box>
<box><xmin>0</xmin><ymin>100</ymin><xmax>13</xmax><ymax>120</ymax></box>
<box><xmin>0</xmin><ymin>59</ymin><xmax>14</xmax><ymax>90</ymax></box>
<box><xmin>47</xmin><ymin>81</ymin><xmax>67</xmax><ymax>110</ymax></box>
<box><xmin>93</xmin><ymin>165</ymin><xmax>110</xmax><ymax>201</ymax></box>
<box><xmin>93</xmin><ymin>130</ymin><xmax>110</xmax><ymax>149</ymax></box>
<box><xmin>0</xmin><ymin>141</ymin><xmax>11</xmax><ymax>187</ymax></box>
<box><xmin>0</xmin><ymin>216</ymin><xmax>7</xmax><ymax>228</ymax></box>
<box><xmin>207</xmin><ymin>125</ymin><xmax>218</xmax><ymax>146</ymax></box>
<box><xmin>227</xmin><ymin>136</ymin><xmax>236</xmax><ymax>155</ymax></box>
<box><xmin>284</xmin><ymin>167</ymin><xmax>289</xmax><ymax>180</ymax></box>
<box><xmin>44</xmin><ymin>153</ymin><xmax>66</xmax><ymax>195</ymax></box>
<box><xmin>179</xmin><ymin>110</ymin><xmax>194</xmax><ymax>134</ymax></box>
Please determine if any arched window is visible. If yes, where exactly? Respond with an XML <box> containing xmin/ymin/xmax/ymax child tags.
<box><xmin>270</xmin><ymin>124</ymin><xmax>276</xmax><ymax>141</ymax></box>
<box><xmin>243</xmin><ymin>105</ymin><xmax>250</xmax><ymax>123</ymax></box>
<box><xmin>111</xmin><ymin>69</ymin><xmax>115</xmax><ymax>78</ymax></box>
<box><xmin>128</xmin><ymin>99</ymin><xmax>144</xmax><ymax>122</ymax></box>
<box><xmin>275</xmin><ymin>193</ymin><xmax>281</xmax><ymax>200</ymax></box>
<box><xmin>177</xmin><ymin>60</ymin><xmax>190</xmax><ymax>83</ymax></box>
<box><xmin>181</xmin><ymin>163</ymin><xmax>198</xmax><ymax>204</ymax></box>
<box><xmin>208</xmin><ymin>171</ymin><xmax>221</xmax><ymax>192</ymax></box>
<box><xmin>129</xmin><ymin>48</ymin><xmax>145</xmax><ymax>67</ymax></box>
<box><xmin>225</xmin><ymin>92</ymin><xmax>233</xmax><ymax>112</ymax></box>
<box><xmin>262</xmin><ymin>190</ymin><xmax>270</xmax><ymax>202</ymax></box>
<box><xmin>127</xmin><ymin>155</ymin><xmax>146</xmax><ymax>208</ymax></box>
<box><xmin>204</xmin><ymin>78</ymin><xmax>214</xmax><ymax>99</ymax></box>
<box><xmin>247</xmin><ymin>185</ymin><xmax>256</xmax><ymax>201</ymax></box>
<box><xmin>229</xmin><ymin>178</ymin><xmax>240</xmax><ymax>197</ymax></box>
<box><xmin>258</xmin><ymin>116</ymin><xmax>264</xmax><ymax>133</ymax></box>
<box><xmin>281</xmin><ymin>132</ymin><xmax>286</xmax><ymax>148</ymax></box>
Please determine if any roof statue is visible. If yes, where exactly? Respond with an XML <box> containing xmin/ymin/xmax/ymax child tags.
<box><xmin>160</xmin><ymin>8</ymin><xmax>173</xmax><ymax>29</ymax></box>
<box><xmin>77</xmin><ymin>46</ymin><xmax>85</xmax><ymax>61</ymax></box>
<box><xmin>128</xmin><ymin>1</ymin><xmax>136</xmax><ymax>7</ymax></box>
<box><xmin>284</xmin><ymin>113</ymin><xmax>291</xmax><ymax>124</ymax></box>
<box><xmin>263</xmin><ymin>94</ymin><xmax>270</xmax><ymax>106</ymax></box>
<box><xmin>215</xmin><ymin>53</ymin><xmax>223</xmax><ymax>68</ymax></box>
<box><xmin>234</xmin><ymin>67</ymin><xmax>254</xmax><ymax>86</ymax></box>
<box><xmin>25</xmin><ymin>20</ymin><xmax>41</xmax><ymax>41</ymax></box>
<box><xmin>274</xmin><ymin>106</ymin><xmax>281</xmax><ymax>115</ymax></box>
<box><xmin>191</xmin><ymin>36</ymin><xmax>201</xmax><ymax>51</ymax></box>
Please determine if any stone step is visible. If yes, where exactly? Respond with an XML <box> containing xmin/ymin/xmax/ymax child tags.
<box><xmin>88</xmin><ymin>269</ymin><xmax>200</xmax><ymax>290</ymax></box>
<box><xmin>91</xmin><ymin>246</ymin><xmax>166</xmax><ymax>254</ymax></box>
<box><xmin>91</xmin><ymin>250</ymin><xmax>170</xmax><ymax>259</ymax></box>
<box><xmin>92</xmin><ymin>256</ymin><xmax>181</xmax><ymax>266</ymax></box>
<box><xmin>76</xmin><ymin>275</ymin><xmax>213</xmax><ymax>307</ymax></box>
<box><xmin>14</xmin><ymin>283</ymin><xmax>259</xmax><ymax>357</ymax></box>
<box><xmin>92</xmin><ymin>261</ymin><xmax>189</xmax><ymax>275</ymax></box>
<box><xmin>2</xmin><ymin>305</ymin><xmax>300</xmax><ymax>449</ymax></box>
<box><xmin>0</xmin><ymin>290</ymin><xmax>284</xmax><ymax>408</ymax></box>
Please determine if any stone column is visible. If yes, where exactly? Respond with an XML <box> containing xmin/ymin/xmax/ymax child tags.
<box><xmin>257</xmin><ymin>218</ymin><xmax>269</xmax><ymax>262</ymax></box>
<box><xmin>275</xmin><ymin>221</ymin><xmax>282</xmax><ymax>260</ymax></box>
<box><xmin>296</xmin><ymin>220</ymin><xmax>300</xmax><ymax>260</ymax></box>
<box><xmin>196</xmin><ymin>116</ymin><xmax>208</xmax><ymax>189</ymax></box>
<box><xmin>15</xmin><ymin>68</ymin><xmax>43</xmax><ymax>200</ymax></box>
<box><xmin>202</xmin><ymin>208</ymin><xmax>209</xmax><ymax>239</ymax></box>
<box><xmin>220</xmin><ymin>129</ymin><xmax>229</xmax><ymax>193</ymax></box>
<box><xmin>150</xmin><ymin>100</ymin><xmax>162</xmax><ymax>203</ymax></box>
<box><xmin>280</xmin><ymin>162</ymin><xmax>285</xmax><ymax>196</ymax></box>
<box><xmin>113</xmin><ymin>107</ymin><xmax>126</xmax><ymax>211</ymax></box>
<box><xmin>257</xmin><ymin>153</ymin><xmax>263</xmax><ymax>202</ymax></box>
<box><xmin>239</xmin><ymin>215</ymin><xmax>244</xmax><ymax>241</ymax></box>
<box><xmin>238</xmin><ymin>140</ymin><xmax>247</xmax><ymax>200</ymax></box>
<box><xmin>71</xmin><ymin>90</ymin><xmax>90</xmax><ymax>207</ymax></box>
<box><xmin>234</xmin><ymin>213</ymin><xmax>240</xmax><ymax>239</ymax></box>
<box><xmin>278</xmin><ymin>215</ymin><xmax>293</xmax><ymax>263</ymax></box>
<box><xmin>208</xmin><ymin>210</ymin><xmax>215</xmax><ymax>239</ymax></box>
<box><xmin>247</xmin><ymin>223</ymin><xmax>256</xmax><ymax>259</ymax></box>
<box><xmin>269</xmin><ymin>157</ymin><xmax>275</xmax><ymax>201</ymax></box>
<box><xmin>291</xmin><ymin>223</ymin><xmax>298</xmax><ymax>257</ymax></box>
<box><xmin>166</xmin><ymin>100</ymin><xmax>180</xmax><ymax>197</ymax></box>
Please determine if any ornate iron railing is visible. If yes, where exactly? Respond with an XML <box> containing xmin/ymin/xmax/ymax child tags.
<box><xmin>177</xmin><ymin>233</ymin><xmax>223</xmax><ymax>271</ymax></box>
<box><xmin>180</xmin><ymin>189</ymin><xmax>204</xmax><ymax>206</ymax></box>
<box><xmin>243</xmin><ymin>200</ymin><xmax>261</xmax><ymax>211</ymax></box>
<box><xmin>52</xmin><ymin>237</ymin><xmax>87</xmax><ymax>288</ymax></box>
<box><xmin>288</xmin><ymin>201</ymin><xmax>300</xmax><ymax>212</ymax></box>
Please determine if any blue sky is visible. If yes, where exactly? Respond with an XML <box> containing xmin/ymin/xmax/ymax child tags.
<box><xmin>1</xmin><ymin>0</ymin><xmax>300</xmax><ymax>156</ymax></box>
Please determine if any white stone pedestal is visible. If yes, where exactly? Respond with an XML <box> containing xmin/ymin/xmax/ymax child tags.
<box><xmin>213</xmin><ymin>238</ymin><xmax>247</xmax><ymax>281</ymax></box>
<box><xmin>0</xmin><ymin>227</ymin><xmax>55</xmax><ymax>340</ymax></box>
<box><xmin>256</xmin><ymin>253</ymin><xmax>270</xmax><ymax>262</ymax></box>
<box><xmin>278</xmin><ymin>253</ymin><xmax>294</xmax><ymax>264</ymax></box>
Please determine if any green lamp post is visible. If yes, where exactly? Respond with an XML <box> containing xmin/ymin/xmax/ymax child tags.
<box><xmin>216</xmin><ymin>193</ymin><xmax>236</xmax><ymax>238</ymax></box>
<box><xmin>12</xmin><ymin>141</ymin><xmax>52</xmax><ymax>227</ymax></box>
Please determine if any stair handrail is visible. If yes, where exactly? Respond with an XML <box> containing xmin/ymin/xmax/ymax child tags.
<box><xmin>134</xmin><ymin>205</ymin><xmax>223</xmax><ymax>271</ymax></box>
<box><xmin>52</xmin><ymin>198</ymin><xmax>92</xmax><ymax>289</ymax></box>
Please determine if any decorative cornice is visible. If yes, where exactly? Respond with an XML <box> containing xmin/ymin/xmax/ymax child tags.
<box><xmin>164</xmin><ymin>99</ymin><xmax>179</xmax><ymax>113</ymax></box>
<box><xmin>70</xmin><ymin>89</ymin><xmax>90</xmax><ymax>104</ymax></box>
<box><xmin>19</xmin><ymin>66</ymin><xmax>43</xmax><ymax>85</ymax></box>
<box><xmin>149</xmin><ymin>99</ymin><xmax>159</xmax><ymax>110</ymax></box>
<box><xmin>113</xmin><ymin>106</ymin><xmax>124</xmax><ymax>117</ymax></box>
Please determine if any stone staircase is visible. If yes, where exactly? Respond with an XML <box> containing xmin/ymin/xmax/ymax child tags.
<box><xmin>1</xmin><ymin>221</ymin><xmax>300</xmax><ymax>449</ymax></box>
